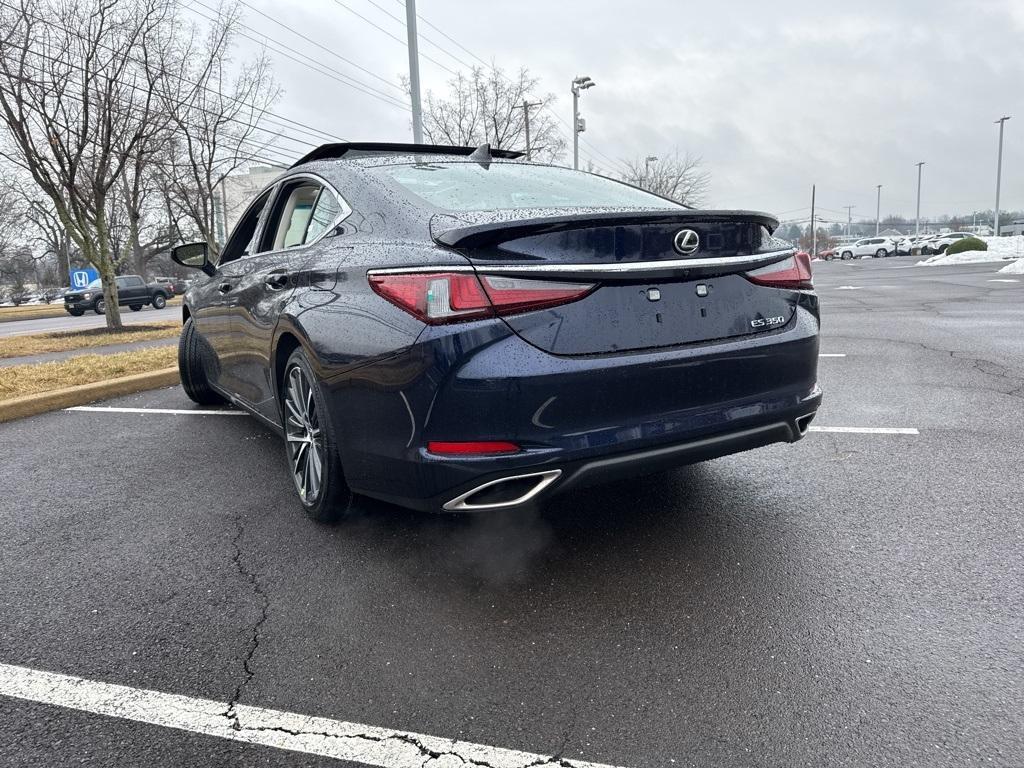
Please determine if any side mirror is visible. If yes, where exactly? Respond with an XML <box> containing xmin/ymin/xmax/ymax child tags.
<box><xmin>171</xmin><ymin>242</ymin><xmax>216</xmax><ymax>277</ymax></box>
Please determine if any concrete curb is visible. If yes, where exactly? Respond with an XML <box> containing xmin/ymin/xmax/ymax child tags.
<box><xmin>0</xmin><ymin>366</ymin><xmax>179</xmax><ymax>423</ymax></box>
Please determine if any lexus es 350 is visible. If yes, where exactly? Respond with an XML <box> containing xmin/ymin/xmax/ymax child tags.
<box><xmin>172</xmin><ymin>143</ymin><xmax>821</xmax><ymax>522</ymax></box>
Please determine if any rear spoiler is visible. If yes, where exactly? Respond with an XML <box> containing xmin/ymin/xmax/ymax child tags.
<box><xmin>431</xmin><ymin>210</ymin><xmax>781</xmax><ymax>249</ymax></box>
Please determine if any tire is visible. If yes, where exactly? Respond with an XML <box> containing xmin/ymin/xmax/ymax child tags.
<box><xmin>282</xmin><ymin>348</ymin><xmax>353</xmax><ymax>523</ymax></box>
<box><xmin>922</xmin><ymin>246</ymin><xmax>932</xmax><ymax>255</ymax></box>
<box><xmin>841</xmin><ymin>251</ymin><xmax>853</xmax><ymax>260</ymax></box>
<box><xmin>152</xmin><ymin>293</ymin><xmax>167</xmax><ymax>309</ymax></box>
<box><xmin>875</xmin><ymin>248</ymin><xmax>887</xmax><ymax>258</ymax></box>
<box><xmin>68</xmin><ymin>308</ymin><xmax>84</xmax><ymax>317</ymax></box>
<box><xmin>937</xmin><ymin>244</ymin><xmax>947</xmax><ymax>254</ymax></box>
<box><xmin>130</xmin><ymin>304</ymin><xmax>142</xmax><ymax>312</ymax></box>
<box><xmin>178</xmin><ymin>317</ymin><xmax>227</xmax><ymax>406</ymax></box>
<box><xmin>94</xmin><ymin>298</ymin><xmax>105</xmax><ymax>314</ymax></box>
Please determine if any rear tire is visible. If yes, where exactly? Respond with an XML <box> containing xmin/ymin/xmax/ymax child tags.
<box><xmin>94</xmin><ymin>298</ymin><xmax>106</xmax><ymax>314</ymax></box>
<box><xmin>152</xmin><ymin>294</ymin><xmax>167</xmax><ymax>309</ymax></box>
<box><xmin>282</xmin><ymin>348</ymin><xmax>353</xmax><ymax>524</ymax></box>
<box><xmin>130</xmin><ymin>304</ymin><xmax>142</xmax><ymax>312</ymax></box>
<box><xmin>178</xmin><ymin>317</ymin><xmax>226</xmax><ymax>405</ymax></box>
<box><xmin>68</xmin><ymin>308</ymin><xmax>84</xmax><ymax>317</ymax></box>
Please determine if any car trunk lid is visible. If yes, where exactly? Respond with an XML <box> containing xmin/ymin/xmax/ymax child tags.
<box><xmin>430</xmin><ymin>208</ymin><xmax>801</xmax><ymax>355</ymax></box>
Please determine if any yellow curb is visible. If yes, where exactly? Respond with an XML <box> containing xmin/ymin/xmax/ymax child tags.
<box><xmin>0</xmin><ymin>366</ymin><xmax>179</xmax><ymax>423</ymax></box>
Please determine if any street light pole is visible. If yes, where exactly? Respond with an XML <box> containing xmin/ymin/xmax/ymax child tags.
<box><xmin>915</xmin><ymin>162</ymin><xmax>925</xmax><ymax>236</ymax></box>
<box><xmin>404</xmin><ymin>0</ymin><xmax>423</xmax><ymax>144</ymax></box>
<box><xmin>644</xmin><ymin>155</ymin><xmax>658</xmax><ymax>188</ymax></box>
<box><xmin>844</xmin><ymin>205</ymin><xmax>855</xmax><ymax>238</ymax></box>
<box><xmin>570</xmin><ymin>76</ymin><xmax>595</xmax><ymax>170</ymax></box>
<box><xmin>875</xmin><ymin>184</ymin><xmax>882</xmax><ymax>235</ymax></box>
<box><xmin>995</xmin><ymin>116</ymin><xmax>1011</xmax><ymax>237</ymax></box>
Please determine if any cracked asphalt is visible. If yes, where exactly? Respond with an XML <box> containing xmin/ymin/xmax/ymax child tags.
<box><xmin>0</xmin><ymin>255</ymin><xmax>1022</xmax><ymax>767</ymax></box>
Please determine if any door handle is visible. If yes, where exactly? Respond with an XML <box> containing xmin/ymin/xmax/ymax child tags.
<box><xmin>218</xmin><ymin>282</ymin><xmax>233</xmax><ymax>294</ymax></box>
<box><xmin>264</xmin><ymin>272</ymin><xmax>289</xmax><ymax>290</ymax></box>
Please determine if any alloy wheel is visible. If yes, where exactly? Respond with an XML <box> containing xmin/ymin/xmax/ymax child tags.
<box><xmin>284</xmin><ymin>364</ymin><xmax>324</xmax><ymax>504</ymax></box>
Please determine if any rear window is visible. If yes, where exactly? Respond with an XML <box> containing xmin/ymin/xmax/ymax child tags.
<box><xmin>379</xmin><ymin>162</ymin><xmax>683</xmax><ymax>212</ymax></box>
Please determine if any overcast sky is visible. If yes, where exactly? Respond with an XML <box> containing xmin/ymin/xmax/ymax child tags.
<box><xmin>214</xmin><ymin>0</ymin><xmax>1023</xmax><ymax>226</ymax></box>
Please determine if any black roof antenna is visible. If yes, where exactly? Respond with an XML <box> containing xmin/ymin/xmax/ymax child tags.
<box><xmin>468</xmin><ymin>143</ymin><xmax>493</xmax><ymax>169</ymax></box>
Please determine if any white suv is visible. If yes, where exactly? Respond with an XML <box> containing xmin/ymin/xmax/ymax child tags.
<box><xmin>837</xmin><ymin>237</ymin><xmax>895</xmax><ymax>260</ymax></box>
<box><xmin>922</xmin><ymin>232</ymin><xmax>973</xmax><ymax>255</ymax></box>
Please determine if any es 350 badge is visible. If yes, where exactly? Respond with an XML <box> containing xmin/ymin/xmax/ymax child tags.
<box><xmin>750</xmin><ymin>316</ymin><xmax>786</xmax><ymax>329</ymax></box>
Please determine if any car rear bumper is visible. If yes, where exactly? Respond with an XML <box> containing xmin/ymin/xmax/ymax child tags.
<box><xmin>324</xmin><ymin>296</ymin><xmax>822</xmax><ymax>513</ymax></box>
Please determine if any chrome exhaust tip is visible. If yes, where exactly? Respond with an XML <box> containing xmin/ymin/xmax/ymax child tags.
<box><xmin>442</xmin><ymin>469</ymin><xmax>562</xmax><ymax>512</ymax></box>
<box><xmin>795</xmin><ymin>413</ymin><xmax>816</xmax><ymax>436</ymax></box>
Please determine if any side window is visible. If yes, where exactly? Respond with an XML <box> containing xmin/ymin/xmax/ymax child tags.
<box><xmin>259</xmin><ymin>178</ymin><xmax>343</xmax><ymax>253</ymax></box>
<box><xmin>262</xmin><ymin>181</ymin><xmax>320</xmax><ymax>252</ymax></box>
<box><xmin>129</xmin><ymin>276</ymin><xmax>145</xmax><ymax>287</ymax></box>
<box><xmin>116</xmin><ymin>277</ymin><xmax>128</xmax><ymax>289</ymax></box>
<box><xmin>304</xmin><ymin>189</ymin><xmax>342</xmax><ymax>243</ymax></box>
<box><xmin>221</xmin><ymin>189</ymin><xmax>274</xmax><ymax>265</ymax></box>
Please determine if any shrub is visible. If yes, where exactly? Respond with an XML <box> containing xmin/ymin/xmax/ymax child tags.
<box><xmin>945</xmin><ymin>236</ymin><xmax>988</xmax><ymax>255</ymax></box>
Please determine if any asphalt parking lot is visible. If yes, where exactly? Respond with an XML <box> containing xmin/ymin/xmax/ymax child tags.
<box><xmin>1</xmin><ymin>255</ymin><xmax>1022</xmax><ymax>767</ymax></box>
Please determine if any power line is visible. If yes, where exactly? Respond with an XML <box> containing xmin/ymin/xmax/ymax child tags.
<box><xmin>182</xmin><ymin>0</ymin><xmax>410</xmax><ymax>112</ymax></box>
<box><xmin>235</xmin><ymin>0</ymin><xmax>404</xmax><ymax>94</ymax></box>
<box><xmin>361</xmin><ymin>0</ymin><xmax>477</xmax><ymax>72</ymax></box>
<box><xmin>0</xmin><ymin>0</ymin><xmax>348</xmax><ymax>145</ymax></box>
<box><xmin>328</xmin><ymin>0</ymin><xmax>459</xmax><ymax>76</ymax></box>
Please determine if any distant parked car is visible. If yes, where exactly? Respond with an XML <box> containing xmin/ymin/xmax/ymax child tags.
<box><xmin>837</xmin><ymin>237</ymin><xmax>895</xmax><ymax>260</ymax></box>
<box><xmin>154</xmin><ymin>276</ymin><xmax>190</xmax><ymax>295</ymax></box>
<box><xmin>921</xmin><ymin>232</ymin><xmax>973</xmax><ymax>255</ymax></box>
<box><xmin>63</xmin><ymin>275</ymin><xmax>171</xmax><ymax>316</ymax></box>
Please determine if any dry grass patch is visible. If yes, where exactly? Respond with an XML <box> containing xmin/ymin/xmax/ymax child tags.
<box><xmin>0</xmin><ymin>346</ymin><xmax>177</xmax><ymax>401</ymax></box>
<box><xmin>0</xmin><ymin>322</ymin><xmax>180</xmax><ymax>359</ymax></box>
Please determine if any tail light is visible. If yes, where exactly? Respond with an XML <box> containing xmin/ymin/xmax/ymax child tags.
<box><xmin>745</xmin><ymin>251</ymin><xmax>813</xmax><ymax>290</ymax></box>
<box><xmin>368</xmin><ymin>271</ymin><xmax>596</xmax><ymax>324</ymax></box>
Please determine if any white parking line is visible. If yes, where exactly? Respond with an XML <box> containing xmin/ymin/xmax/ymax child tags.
<box><xmin>818</xmin><ymin>353</ymin><xmax>846</xmax><ymax>358</ymax></box>
<box><xmin>809</xmin><ymin>426</ymin><xmax>918</xmax><ymax>435</ymax></box>
<box><xmin>988</xmin><ymin>278</ymin><xmax>1019</xmax><ymax>283</ymax></box>
<box><xmin>64</xmin><ymin>406</ymin><xmax>245</xmax><ymax>416</ymax></box>
<box><xmin>0</xmin><ymin>662</ymin><xmax>621</xmax><ymax>768</ymax></box>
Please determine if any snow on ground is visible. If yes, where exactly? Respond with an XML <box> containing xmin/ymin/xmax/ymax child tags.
<box><xmin>998</xmin><ymin>258</ymin><xmax>1024</xmax><ymax>274</ymax></box>
<box><xmin>917</xmin><ymin>235</ymin><xmax>1024</xmax><ymax>266</ymax></box>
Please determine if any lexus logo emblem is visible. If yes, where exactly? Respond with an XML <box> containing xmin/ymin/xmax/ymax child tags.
<box><xmin>673</xmin><ymin>229</ymin><xmax>700</xmax><ymax>255</ymax></box>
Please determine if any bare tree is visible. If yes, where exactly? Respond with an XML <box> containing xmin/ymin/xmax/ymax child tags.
<box><xmin>417</xmin><ymin>66</ymin><xmax>566</xmax><ymax>162</ymax></box>
<box><xmin>158</xmin><ymin>6</ymin><xmax>280</xmax><ymax>257</ymax></box>
<box><xmin>621</xmin><ymin>150</ymin><xmax>711</xmax><ymax>206</ymax></box>
<box><xmin>0</xmin><ymin>0</ymin><xmax>177</xmax><ymax>329</ymax></box>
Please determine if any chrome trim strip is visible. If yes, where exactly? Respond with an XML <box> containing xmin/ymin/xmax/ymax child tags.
<box><xmin>367</xmin><ymin>249</ymin><xmax>794</xmax><ymax>277</ymax></box>
<box><xmin>442</xmin><ymin>469</ymin><xmax>562</xmax><ymax>511</ymax></box>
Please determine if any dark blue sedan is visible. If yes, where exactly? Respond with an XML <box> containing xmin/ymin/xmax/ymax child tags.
<box><xmin>172</xmin><ymin>143</ymin><xmax>820</xmax><ymax>521</ymax></box>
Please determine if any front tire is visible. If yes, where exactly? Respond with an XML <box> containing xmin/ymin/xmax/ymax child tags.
<box><xmin>152</xmin><ymin>294</ymin><xmax>167</xmax><ymax>309</ymax></box>
<box><xmin>282</xmin><ymin>349</ymin><xmax>353</xmax><ymax>523</ymax></box>
<box><xmin>94</xmin><ymin>298</ymin><xmax>106</xmax><ymax>314</ymax></box>
<box><xmin>67</xmin><ymin>308</ymin><xmax>84</xmax><ymax>317</ymax></box>
<box><xmin>130</xmin><ymin>304</ymin><xmax>142</xmax><ymax>312</ymax></box>
<box><xmin>178</xmin><ymin>317</ymin><xmax>226</xmax><ymax>405</ymax></box>
<box><xmin>841</xmin><ymin>251</ymin><xmax>853</xmax><ymax>260</ymax></box>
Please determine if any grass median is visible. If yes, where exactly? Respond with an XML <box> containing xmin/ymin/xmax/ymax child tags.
<box><xmin>0</xmin><ymin>295</ymin><xmax>182</xmax><ymax>323</ymax></box>
<box><xmin>1</xmin><ymin>322</ymin><xmax>180</xmax><ymax>359</ymax></box>
<box><xmin>0</xmin><ymin>346</ymin><xmax>177</xmax><ymax>402</ymax></box>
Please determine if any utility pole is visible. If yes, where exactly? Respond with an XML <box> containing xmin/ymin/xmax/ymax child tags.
<box><xmin>915</xmin><ymin>162</ymin><xmax>925</xmax><ymax>236</ymax></box>
<box><xmin>405</xmin><ymin>0</ymin><xmax>423</xmax><ymax>144</ymax></box>
<box><xmin>844</xmin><ymin>205</ymin><xmax>855</xmax><ymax>237</ymax></box>
<box><xmin>995</xmin><ymin>116</ymin><xmax>1011</xmax><ymax>237</ymax></box>
<box><xmin>520</xmin><ymin>99</ymin><xmax>542</xmax><ymax>160</ymax></box>
<box><xmin>570</xmin><ymin>76</ymin><xmax>595</xmax><ymax>170</ymax></box>
<box><xmin>811</xmin><ymin>184</ymin><xmax>817</xmax><ymax>258</ymax></box>
<box><xmin>875</xmin><ymin>185</ymin><xmax>882</xmax><ymax>235</ymax></box>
